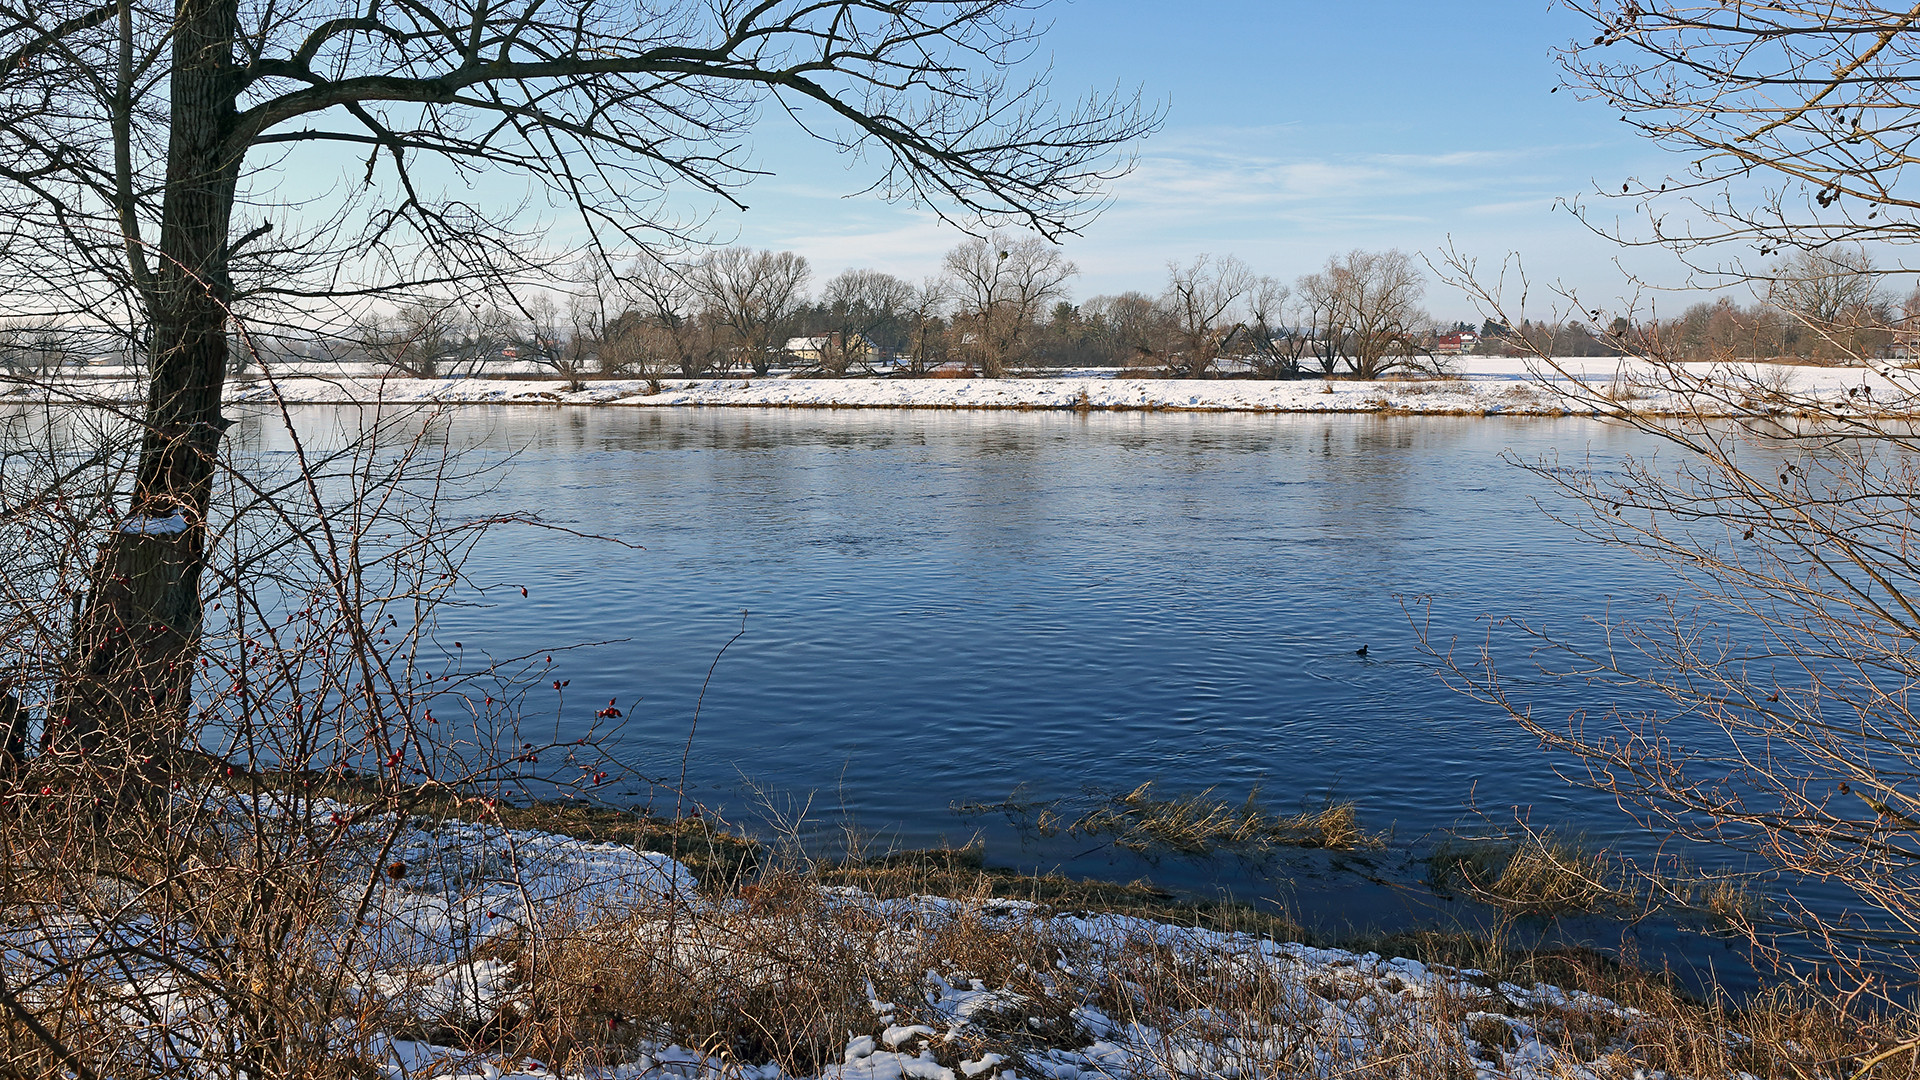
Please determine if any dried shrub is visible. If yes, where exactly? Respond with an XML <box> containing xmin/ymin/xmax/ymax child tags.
<box><xmin>0</xmin><ymin>383</ymin><xmax>634</xmax><ymax>1079</ymax></box>
<box><xmin>489</xmin><ymin>869</ymin><xmax>885</xmax><ymax>1074</ymax></box>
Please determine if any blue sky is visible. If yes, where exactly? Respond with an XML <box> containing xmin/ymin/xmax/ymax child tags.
<box><xmin>700</xmin><ymin>1</ymin><xmax>1705</xmax><ymax>321</ymax></box>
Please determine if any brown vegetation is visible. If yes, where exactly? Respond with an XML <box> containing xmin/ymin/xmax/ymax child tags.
<box><xmin>434</xmin><ymin>847</ymin><xmax>1920</xmax><ymax>1080</ymax></box>
<box><xmin>956</xmin><ymin>782</ymin><xmax>1382</xmax><ymax>859</ymax></box>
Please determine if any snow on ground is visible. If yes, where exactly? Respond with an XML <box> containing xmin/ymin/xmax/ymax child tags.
<box><xmin>209</xmin><ymin>357</ymin><xmax>1920</xmax><ymax>416</ymax></box>
<box><xmin>0</xmin><ymin>801</ymin><xmax>1734</xmax><ymax>1079</ymax></box>
<box><xmin>365</xmin><ymin>815</ymin><xmax>695</xmax><ymax>967</ymax></box>
<box><xmin>5</xmin><ymin>356</ymin><xmax>1911</xmax><ymax>417</ymax></box>
<box><xmin>345</xmin><ymin>819</ymin><xmax>1724</xmax><ymax>1080</ymax></box>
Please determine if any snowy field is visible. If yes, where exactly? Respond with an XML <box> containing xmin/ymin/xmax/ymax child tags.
<box><xmin>7</xmin><ymin>356</ymin><xmax>1913</xmax><ymax>417</ymax></box>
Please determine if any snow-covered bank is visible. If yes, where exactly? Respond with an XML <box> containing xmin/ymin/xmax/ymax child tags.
<box><xmin>200</xmin><ymin>357</ymin><xmax>1920</xmax><ymax>417</ymax></box>
<box><xmin>10</xmin><ymin>357</ymin><xmax>1914</xmax><ymax>417</ymax></box>
<box><xmin>0</xmin><ymin>790</ymin><xmax>1768</xmax><ymax>1080</ymax></box>
<box><xmin>363</xmin><ymin>817</ymin><xmax>1696</xmax><ymax>1080</ymax></box>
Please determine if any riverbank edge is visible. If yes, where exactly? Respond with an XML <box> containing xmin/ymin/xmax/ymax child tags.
<box><xmin>391</xmin><ymin>779</ymin><xmax>1702</xmax><ymax>1001</ymax></box>
<box><xmin>11</xmin><ymin>370</ymin><xmax>1903</xmax><ymax>418</ymax></box>
<box><xmin>366</xmin><ymin>792</ymin><xmax>1767</xmax><ymax>1079</ymax></box>
<box><xmin>202</xmin><ymin>373</ymin><xmax>1908</xmax><ymax>419</ymax></box>
<box><xmin>360</xmin><ymin>785</ymin><xmax>1838</xmax><ymax>1080</ymax></box>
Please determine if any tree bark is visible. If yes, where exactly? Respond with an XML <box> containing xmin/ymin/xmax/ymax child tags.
<box><xmin>49</xmin><ymin>0</ymin><xmax>239</xmax><ymax>768</ymax></box>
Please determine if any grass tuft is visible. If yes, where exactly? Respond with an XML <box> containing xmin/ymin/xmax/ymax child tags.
<box><xmin>1074</xmin><ymin>782</ymin><xmax>1380</xmax><ymax>854</ymax></box>
<box><xmin>1426</xmin><ymin>833</ymin><xmax>1626</xmax><ymax>916</ymax></box>
<box><xmin>959</xmin><ymin>782</ymin><xmax>1382</xmax><ymax>857</ymax></box>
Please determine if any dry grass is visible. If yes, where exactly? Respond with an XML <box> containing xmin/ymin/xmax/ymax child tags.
<box><xmin>1074</xmin><ymin>782</ymin><xmax>1379</xmax><ymax>854</ymax></box>
<box><xmin>1089</xmin><ymin>933</ymin><xmax>1479</xmax><ymax>1079</ymax></box>
<box><xmin>1343</xmin><ymin>927</ymin><xmax>1920</xmax><ymax>1080</ymax></box>
<box><xmin>481</xmin><ymin>871</ymin><xmax>1499</xmax><ymax>1079</ymax></box>
<box><xmin>1742</xmin><ymin>361</ymin><xmax>1800</xmax><ymax>407</ymax></box>
<box><xmin>1464</xmin><ymin>955</ymin><xmax>1920</xmax><ymax>1080</ymax></box>
<box><xmin>469</xmin><ymin>869</ymin><xmax>1100</xmax><ymax>1075</ymax></box>
<box><xmin>816</xmin><ymin>841</ymin><xmax>1311</xmax><ymax>941</ymax></box>
<box><xmin>1379</xmin><ymin>371</ymin><xmax>1467</xmax><ymax>385</ymax></box>
<box><xmin>485</xmin><ymin>869</ymin><xmax>890</xmax><ymax>1073</ymax></box>
<box><xmin>1425</xmin><ymin>831</ymin><xmax>1762</xmax><ymax>934</ymax></box>
<box><xmin>1426</xmin><ymin>833</ymin><xmax>1628</xmax><ymax>916</ymax></box>
<box><xmin>958</xmin><ymin>782</ymin><xmax>1382</xmax><ymax>859</ymax></box>
<box><xmin>1598</xmin><ymin>370</ymin><xmax>1652</xmax><ymax>402</ymax></box>
<box><xmin>345</xmin><ymin>826</ymin><xmax>1920</xmax><ymax>1080</ymax></box>
<box><xmin>269</xmin><ymin>770</ymin><xmax>762</xmax><ymax>886</ymax></box>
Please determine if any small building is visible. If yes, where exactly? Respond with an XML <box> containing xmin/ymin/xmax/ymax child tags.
<box><xmin>784</xmin><ymin>333</ymin><xmax>872</xmax><ymax>366</ymax></box>
<box><xmin>783</xmin><ymin>335</ymin><xmax>832</xmax><ymax>363</ymax></box>
<box><xmin>1891</xmin><ymin>323</ymin><xmax>1920</xmax><ymax>361</ymax></box>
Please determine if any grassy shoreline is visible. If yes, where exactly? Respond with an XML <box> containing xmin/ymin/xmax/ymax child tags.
<box><xmin>49</xmin><ymin>768</ymin><xmax>1902</xmax><ymax>1078</ymax></box>
<box><xmin>375</xmin><ymin>779</ymin><xmax>1701</xmax><ymax>994</ymax></box>
<box><xmin>404</xmin><ymin>791</ymin><xmax>1914</xmax><ymax>1079</ymax></box>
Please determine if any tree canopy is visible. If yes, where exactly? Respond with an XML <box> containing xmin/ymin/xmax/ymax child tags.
<box><xmin>0</xmin><ymin>0</ymin><xmax>1156</xmax><ymax>766</ymax></box>
<box><xmin>1560</xmin><ymin>1</ymin><xmax>1920</xmax><ymax>275</ymax></box>
<box><xmin>0</xmin><ymin>0</ymin><xmax>1155</xmax><ymax>337</ymax></box>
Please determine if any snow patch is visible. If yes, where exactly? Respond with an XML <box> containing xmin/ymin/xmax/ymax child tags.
<box><xmin>118</xmin><ymin>511</ymin><xmax>191</xmax><ymax>535</ymax></box>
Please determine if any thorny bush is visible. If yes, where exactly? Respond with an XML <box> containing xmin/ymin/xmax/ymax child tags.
<box><xmin>0</xmin><ymin>376</ymin><xmax>635</xmax><ymax>1079</ymax></box>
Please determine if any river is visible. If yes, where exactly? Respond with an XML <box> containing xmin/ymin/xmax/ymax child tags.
<box><xmin>230</xmin><ymin>404</ymin><xmax>1798</xmax><ymax>984</ymax></box>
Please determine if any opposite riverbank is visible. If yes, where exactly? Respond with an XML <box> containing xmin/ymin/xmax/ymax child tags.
<box><xmin>9</xmin><ymin>356</ymin><xmax>1913</xmax><ymax>416</ymax></box>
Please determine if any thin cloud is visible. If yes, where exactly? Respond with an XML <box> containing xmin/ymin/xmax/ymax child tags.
<box><xmin>1105</xmin><ymin>131</ymin><xmax>1584</xmax><ymax>223</ymax></box>
<box><xmin>1463</xmin><ymin>198</ymin><xmax>1559</xmax><ymax>217</ymax></box>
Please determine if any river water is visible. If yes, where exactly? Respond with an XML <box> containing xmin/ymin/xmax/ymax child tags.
<box><xmin>235</xmin><ymin>404</ymin><xmax>1788</xmax><ymax>980</ymax></box>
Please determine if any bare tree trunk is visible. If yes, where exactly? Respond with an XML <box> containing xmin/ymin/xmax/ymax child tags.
<box><xmin>51</xmin><ymin>0</ymin><xmax>239</xmax><ymax>766</ymax></box>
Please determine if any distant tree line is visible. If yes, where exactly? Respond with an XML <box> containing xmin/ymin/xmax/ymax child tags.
<box><xmin>1497</xmin><ymin>247</ymin><xmax>1906</xmax><ymax>365</ymax></box>
<box><xmin>318</xmin><ymin>239</ymin><xmax>1481</xmax><ymax>381</ymax></box>
<box><xmin>1628</xmin><ymin>249</ymin><xmax>1902</xmax><ymax>363</ymax></box>
<box><xmin>30</xmin><ymin>241</ymin><xmax>1905</xmax><ymax>381</ymax></box>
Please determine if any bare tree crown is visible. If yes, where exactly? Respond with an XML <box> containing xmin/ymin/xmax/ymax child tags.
<box><xmin>1</xmin><ymin>0</ymin><xmax>1156</xmax><ymax>327</ymax></box>
<box><xmin>1560</xmin><ymin>2</ymin><xmax>1920</xmax><ymax>268</ymax></box>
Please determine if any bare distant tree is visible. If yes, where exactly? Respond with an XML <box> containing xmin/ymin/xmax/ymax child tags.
<box><xmin>627</xmin><ymin>259</ymin><xmax>726</xmax><ymax>378</ymax></box>
<box><xmin>360</xmin><ymin>308</ymin><xmax>442</xmax><ymax>379</ymax></box>
<box><xmin>1083</xmin><ymin>292</ymin><xmax>1167</xmax><ymax>369</ymax></box>
<box><xmin>943</xmin><ymin>233</ymin><xmax>1078</xmax><ymax>376</ymax></box>
<box><xmin>578</xmin><ymin>252</ymin><xmax>669</xmax><ymax>379</ymax></box>
<box><xmin>1293</xmin><ymin>271</ymin><xmax>1344</xmax><ymax>376</ymax></box>
<box><xmin>507</xmin><ymin>293</ymin><xmax>599</xmax><ymax>391</ymax></box>
<box><xmin>595</xmin><ymin>310</ymin><xmax>667</xmax><ymax>378</ymax></box>
<box><xmin>0</xmin><ymin>321</ymin><xmax>80</xmax><ymax>377</ymax></box>
<box><xmin>1245</xmin><ymin>276</ymin><xmax>1306</xmax><ymax>378</ymax></box>
<box><xmin>570</xmin><ymin>257</ymin><xmax>629</xmax><ymax>378</ymax></box>
<box><xmin>1765</xmin><ymin>247</ymin><xmax>1888</xmax><ymax>362</ymax></box>
<box><xmin>360</xmin><ymin>295</ymin><xmax>466</xmax><ymax>376</ymax></box>
<box><xmin>360</xmin><ymin>299</ymin><xmax>506</xmax><ymax>379</ymax></box>
<box><xmin>902</xmin><ymin>278</ymin><xmax>951</xmax><ymax>376</ymax></box>
<box><xmin>694</xmin><ymin>248</ymin><xmax>814</xmax><ymax>376</ymax></box>
<box><xmin>1900</xmin><ymin>286</ymin><xmax>1920</xmax><ymax>358</ymax></box>
<box><xmin>1322</xmin><ymin>249</ymin><xmax>1432</xmax><ymax>379</ymax></box>
<box><xmin>1160</xmin><ymin>254</ymin><xmax>1255</xmax><ymax>378</ymax></box>
<box><xmin>807</xmin><ymin>269</ymin><xmax>918</xmax><ymax>376</ymax></box>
